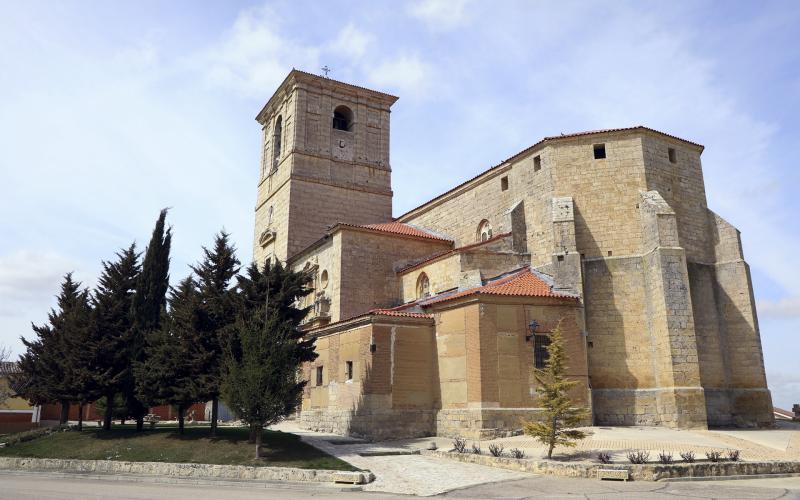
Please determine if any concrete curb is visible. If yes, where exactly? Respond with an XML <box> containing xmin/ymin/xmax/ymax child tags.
<box><xmin>0</xmin><ymin>457</ymin><xmax>374</xmax><ymax>485</ymax></box>
<box><xmin>422</xmin><ymin>450</ymin><xmax>800</xmax><ymax>481</ymax></box>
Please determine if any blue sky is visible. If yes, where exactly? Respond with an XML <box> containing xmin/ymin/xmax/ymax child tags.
<box><xmin>1</xmin><ymin>0</ymin><xmax>798</xmax><ymax>409</ymax></box>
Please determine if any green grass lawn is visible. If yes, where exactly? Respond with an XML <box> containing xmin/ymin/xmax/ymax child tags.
<box><xmin>0</xmin><ymin>425</ymin><xmax>356</xmax><ymax>470</ymax></box>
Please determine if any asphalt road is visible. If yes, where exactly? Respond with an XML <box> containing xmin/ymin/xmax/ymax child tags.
<box><xmin>1</xmin><ymin>471</ymin><xmax>799</xmax><ymax>499</ymax></box>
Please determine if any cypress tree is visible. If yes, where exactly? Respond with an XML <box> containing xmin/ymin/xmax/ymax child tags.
<box><xmin>135</xmin><ymin>276</ymin><xmax>208</xmax><ymax>434</ymax></box>
<box><xmin>128</xmin><ymin>209</ymin><xmax>172</xmax><ymax>431</ymax></box>
<box><xmin>16</xmin><ymin>274</ymin><xmax>91</xmax><ymax>424</ymax></box>
<box><xmin>90</xmin><ymin>244</ymin><xmax>140</xmax><ymax>430</ymax></box>
<box><xmin>190</xmin><ymin>231</ymin><xmax>240</xmax><ymax>436</ymax></box>
<box><xmin>522</xmin><ymin>322</ymin><xmax>589</xmax><ymax>458</ymax></box>
<box><xmin>221</xmin><ymin>261</ymin><xmax>316</xmax><ymax>458</ymax></box>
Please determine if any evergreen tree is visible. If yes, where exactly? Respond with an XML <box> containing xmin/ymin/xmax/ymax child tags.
<box><xmin>221</xmin><ymin>261</ymin><xmax>316</xmax><ymax>458</ymax></box>
<box><xmin>135</xmin><ymin>276</ymin><xmax>208</xmax><ymax>434</ymax></box>
<box><xmin>127</xmin><ymin>209</ymin><xmax>172</xmax><ymax>431</ymax></box>
<box><xmin>15</xmin><ymin>274</ymin><xmax>91</xmax><ymax>424</ymax></box>
<box><xmin>90</xmin><ymin>244</ymin><xmax>140</xmax><ymax>430</ymax></box>
<box><xmin>190</xmin><ymin>231</ymin><xmax>240</xmax><ymax>436</ymax></box>
<box><xmin>522</xmin><ymin>322</ymin><xmax>589</xmax><ymax>459</ymax></box>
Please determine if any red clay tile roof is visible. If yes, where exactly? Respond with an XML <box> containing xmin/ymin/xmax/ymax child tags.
<box><xmin>397</xmin><ymin>126</ymin><xmax>704</xmax><ymax>221</ymax></box>
<box><xmin>419</xmin><ymin>267</ymin><xmax>578</xmax><ymax>307</ymax></box>
<box><xmin>398</xmin><ymin>232</ymin><xmax>512</xmax><ymax>274</ymax></box>
<box><xmin>358</xmin><ymin>222</ymin><xmax>453</xmax><ymax>242</ymax></box>
<box><xmin>367</xmin><ymin>308</ymin><xmax>433</xmax><ymax>319</ymax></box>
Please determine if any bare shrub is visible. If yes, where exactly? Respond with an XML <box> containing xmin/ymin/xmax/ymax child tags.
<box><xmin>471</xmin><ymin>443</ymin><xmax>481</xmax><ymax>455</ymax></box>
<box><xmin>679</xmin><ymin>451</ymin><xmax>696</xmax><ymax>463</ymax></box>
<box><xmin>510</xmin><ymin>448</ymin><xmax>525</xmax><ymax>459</ymax></box>
<box><xmin>626</xmin><ymin>450</ymin><xmax>650</xmax><ymax>464</ymax></box>
<box><xmin>706</xmin><ymin>451</ymin><xmax>722</xmax><ymax>462</ymax></box>
<box><xmin>452</xmin><ymin>436</ymin><xmax>467</xmax><ymax>453</ymax></box>
<box><xmin>728</xmin><ymin>449</ymin><xmax>741</xmax><ymax>462</ymax></box>
<box><xmin>597</xmin><ymin>452</ymin><xmax>612</xmax><ymax>464</ymax></box>
<box><xmin>657</xmin><ymin>451</ymin><xmax>673</xmax><ymax>464</ymax></box>
<box><xmin>489</xmin><ymin>443</ymin><xmax>504</xmax><ymax>457</ymax></box>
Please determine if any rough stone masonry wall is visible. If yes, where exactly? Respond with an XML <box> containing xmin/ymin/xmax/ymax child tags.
<box><xmin>338</xmin><ymin>230</ymin><xmax>451</xmax><ymax>318</ymax></box>
<box><xmin>401</xmin><ymin>147</ymin><xmax>556</xmax><ymax>268</ymax></box>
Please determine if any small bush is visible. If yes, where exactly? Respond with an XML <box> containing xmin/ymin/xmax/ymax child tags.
<box><xmin>657</xmin><ymin>451</ymin><xmax>673</xmax><ymax>464</ymax></box>
<box><xmin>626</xmin><ymin>450</ymin><xmax>650</xmax><ymax>464</ymax></box>
<box><xmin>471</xmin><ymin>443</ymin><xmax>481</xmax><ymax>455</ymax></box>
<box><xmin>728</xmin><ymin>449</ymin><xmax>741</xmax><ymax>462</ymax></box>
<box><xmin>1</xmin><ymin>426</ymin><xmax>60</xmax><ymax>447</ymax></box>
<box><xmin>679</xmin><ymin>451</ymin><xmax>696</xmax><ymax>463</ymax></box>
<box><xmin>452</xmin><ymin>436</ymin><xmax>467</xmax><ymax>453</ymax></box>
<box><xmin>510</xmin><ymin>448</ymin><xmax>525</xmax><ymax>459</ymax></box>
<box><xmin>597</xmin><ymin>452</ymin><xmax>612</xmax><ymax>464</ymax></box>
<box><xmin>706</xmin><ymin>451</ymin><xmax>722</xmax><ymax>462</ymax></box>
<box><xmin>488</xmin><ymin>443</ymin><xmax>504</xmax><ymax>457</ymax></box>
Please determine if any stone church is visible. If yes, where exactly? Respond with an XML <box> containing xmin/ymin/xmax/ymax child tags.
<box><xmin>252</xmin><ymin>69</ymin><xmax>773</xmax><ymax>440</ymax></box>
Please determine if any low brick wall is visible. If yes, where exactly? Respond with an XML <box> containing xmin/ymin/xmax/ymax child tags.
<box><xmin>0</xmin><ymin>457</ymin><xmax>373</xmax><ymax>484</ymax></box>
<box><xmin>422</xmin><ymin>450</ymin><xmax>800</xmax><ymax>481</ymax></box>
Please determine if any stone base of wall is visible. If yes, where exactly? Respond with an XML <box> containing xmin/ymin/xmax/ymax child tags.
<box><xmin>706</xmin><ymin>388</ymin><xmax>774</xmax><ymax>427</ymax></box>
<box><xmin>422</xmin><ymin>449</ymin><xmax>800</xmax><ymax>482</ymax></box>
<box><xmin>592</xmin><ymin>388</ymin><xmax>708</xmax><ymax>429</ymax></box>
<box><xmin>300</xmin><ymin>409</ymin><xmax>434</xmax><ymax>441</ymax></box>
<box><xmin>0</xmin><ymin>457</ymin><xmax>373</xmax><ymax>484</ymax></box>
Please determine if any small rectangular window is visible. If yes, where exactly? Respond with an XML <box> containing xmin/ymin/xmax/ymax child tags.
<box><xmin>607</xmin><ymin>250</ymin><xmax>613</xmax><ymax>257</ymax></box>
<box><xmin>668</xmin><ymin>147</ymin><xmax>676</xmax><ymax>163</ymax></box>
<box><xmin>500</xmin><ymin>176</ymin><xmax>509</xmax><ymax>191</ymax></box>
<box><xmin>593</xmin><ymin>144</ymin><xmax>606</xmax><ymax>159</ymax></box>
<box><xmin>345</xmin><ymin>361</ymin><xmax>353</xmax><ymax>381</ymax></box>
<box><xmin>534</xmin><ymin>335</ymin><xmax>551</xmax><ymax>369</ymax></box>
<box><xmin>533</xmin><ymin>155</ymin><xmax>541</xmax><ymax>172</ymax></box>
<box><xmin>316</xmin><ymin>366</ymin><xmax>323</xmax><ymax>386</ymax></box>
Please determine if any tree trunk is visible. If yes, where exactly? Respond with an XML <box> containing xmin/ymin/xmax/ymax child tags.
<box><xmin>548</xmin><ymin>416</ymin><xmax>557</xmax><ymax>459</ymax></box>
<box><xmin>254</xmin><ymin>424</ymin><xmax>262</xmax><ymax>459</ymax></box>
<box><xmin>178</xmin><ymin>404</ymin><xmax>185</xmax><ymax>435</ymax></box>
<box><xmin>103</xmin><ymin>394</ymin><xmax>113</xmax><ymax>431</ymax></box>
<box><xmin>77</xmin><ymin>402</ymin><xmax>84</xmax><ymax>431</ymax></box>
<box><xmin>210</xmin><ymin>397</ymin><xmax>219</xmax><ymax>437</ymax></box>
<box><xmin>248</xmin><ymin>423</ymin><xmax>256</xmax><ymax>444</ymax></box>
<box><xmin>136</xmin><ymin>415</ymin><xmax>144</xmax><ymax>432</ymax></box>
<box><xmin>59</xmin><ymin>401</ymin><xmax>70</xmax><ymax>425</ymax></box>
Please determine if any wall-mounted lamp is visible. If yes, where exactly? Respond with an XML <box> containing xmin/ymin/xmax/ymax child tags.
<box><xmin>370</xmin><ymin>343</ymin><xmax>377</xmax><ymax>353</ymax></box>
<box><xmin>525</xmin><ymin>319</ymin><xmax>539</xmax><ymax>342</ymax></box>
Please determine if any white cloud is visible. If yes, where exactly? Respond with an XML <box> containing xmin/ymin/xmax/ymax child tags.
<box><xmin>327</xmin><ymin>23</ymin><xmax>372</xmax><ymax>61</ymax></box>
<box><xmin>366</xmin><ymin>54</ymin><xmax>435</xmax><ymax>99</ymax></box>
<box><xmin>199</xmin><ymin>4</ymin><xmax>319</xmax><ymax>97</ymax></box>
<box><xmin>408</xmin><ymin>0</ymin><xmax>474</xmax><ymax>31</ymax></box>
<box><xmin>0</xmin><ymin>250</ymin><xmax>81</xmax><ymax>318</ymax></box>
<box><xmin>758</xmin><ymin>297</ymin><xmax>800</xmax><ymax>319</ymax></box>
<box><xmin>767</xmin><ymin>370</ymin><xmax>800</xmax><ymax>410</ymax></box>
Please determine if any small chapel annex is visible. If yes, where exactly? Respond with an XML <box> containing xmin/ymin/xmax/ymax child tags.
<box><xmin>252</xmin><ymin>70</ymin><xmax>773</xmax><ymax>440</ymax></box>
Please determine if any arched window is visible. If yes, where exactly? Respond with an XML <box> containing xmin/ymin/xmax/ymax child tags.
<box><xmin>416</xmin><ymin>273</ymin><xmax>430</xmax><ymax>299</ymax></box>
<box><xmin>272</xmin><ymin>116</ymin><xmax>283</xmax><ymax>171</ymax></box>
<box><xmin>332</xmin><ymin>105</ymin><xmax>353</xmax><ymax>131</ymax></box>
<box><xmin>477</xmin><ymin>220</ymin><xmax>493</xmax><ymax>242</ymax></box>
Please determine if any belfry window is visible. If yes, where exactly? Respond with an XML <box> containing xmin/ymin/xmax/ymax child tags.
<box><xmin>416</xmin><ymin>273</ymin><xmax>430</xmax><ymax>299</ymax></box>
<box><xmin>332</xmin><ymin>105</ymin><xmax>353</xmax><ymax>131</ymax></box>
<box><xmin>593</xmin><ymin>143</ymin><xmax>606</xmax><ymax>159</ymax></box>
<box><xmin>477</xmin><ymin>220</ymin><xmax>493</xmax><ymax>242</ymax></box>
<box><xmin>272</xmin><ymin>116</ymin><xmax>283</xmax><ymax>171</ymax></box>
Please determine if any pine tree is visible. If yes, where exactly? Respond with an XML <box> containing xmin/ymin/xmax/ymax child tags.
<box><xmin>135</xmin><ymin>276</ymin><xmax>208</xmax><ymax>434</ymax></box>
<box><xmin>190</xmin><ymin>231</ymin><xmax>240</xmax><ymax>437</ymax></box>
<box><xmin>522</xmin><ymin>322</ymin><xmax>589</xmax><ymax>459</ymax></box>
<box><xmin>90</xmin><ymin>244</ymin><xmax>140</xmax><ymax>430</ymax></box>
<box><xmin>15</xmin><ymin>274</ymin><xmax>91</xmax><ymax>425</ymax></box>
<box><xmin>221</xmin><ymin>261</ymin><xmax>316</xmax><ymax>458</ymax></box>
<box><xmin>127</xmin><ymin>209</ymin><xmax>172</xmax><ymax>431</ymax></box>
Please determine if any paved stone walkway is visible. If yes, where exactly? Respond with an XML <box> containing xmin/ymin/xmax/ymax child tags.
<box><xmin>270</xmin><ymin>421</ymin><xmax>529</xmax><ymax>496</ymax></box>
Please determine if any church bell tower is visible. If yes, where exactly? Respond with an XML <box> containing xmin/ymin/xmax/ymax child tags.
<box><xmin>253</xmin><ymin>70</ymin><xmax>398</xmax><ymax>265</ymax></box>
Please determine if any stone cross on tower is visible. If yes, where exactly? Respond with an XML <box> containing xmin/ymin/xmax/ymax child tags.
<box><xmin>321</xmin><ymin>65</ymin><xmax>330</xmax><ymax>77</ymax></box>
